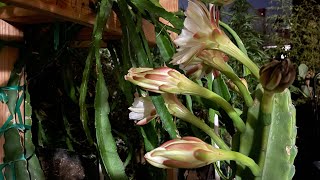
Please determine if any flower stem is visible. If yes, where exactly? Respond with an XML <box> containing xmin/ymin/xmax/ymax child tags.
<box><xmin>207</xmin><ymin>61</ymin><xmax>253</xmax><ymax>107</ymax></box>
<box><xmin>181</xmin><ymin>77</ymin><xmax>246</xmax><ymax>133</ymax></box>
<box><xmin>182</xmin><ymin>110</ymin><xmax>230</xmax><ymax>150</ymax></box>
<box><xmin>219</xmin><ymin>21</ymin><xmax>247</xmax><ymax>55</ymax></box>
<box><xmin>224</xmin><ymin>151</ymin><xmax>261</xmax><ymax>177</ymax></box>
<box><xmin>200</xmin><ymin>87</ymin><xmax>246</xmax><ymax>133</ymax></box>
<box><xmin>218</xmin><ymin>43</ymin><xmax>260</xmax><ymax>79</ymax></box>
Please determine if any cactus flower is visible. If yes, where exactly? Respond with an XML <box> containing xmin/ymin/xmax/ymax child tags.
<box><xmin>260</xmin><ymin>58</ymin><xmax>296</xmax><ymax>93</ymax></box>
<box><xmin>128</xmin><ymin>94</ymin><xmax>157</xmax><ymax>125</ymax></box>
<box><xmin>144</xmin><ymin>136</ymin><xmax>229</xmax><ymax>169</ymax></box>
<box><xmin>171</xmin><ymin>0</ymin><xmax>260</xmax><ymax>79</ymax></box>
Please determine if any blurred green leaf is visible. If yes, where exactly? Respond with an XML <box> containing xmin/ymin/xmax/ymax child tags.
<box><xmin>93</xmin><ymin>0</ymin><xmax>127</xmax><ymax>179</ymax></box>
<box><xmin>213</xmin><ymin>76</ymin><xmax>231</xmax><ymax>102</ymax></box>
<box><xmin>155</xmin><ymin>26</ymin><xmax>175</xmax><ymax>62</ymax></box>
<box><xmin>130</xmin><ymin>0</ymin><xmax>183</xmax><ymax>30</ymax></box>
<box><xmin>151</xmin><ymin>95</ymin><xmax>179</xmax><ymax>139</ymax></box>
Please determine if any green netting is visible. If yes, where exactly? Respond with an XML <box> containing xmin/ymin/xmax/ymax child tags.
<box><xmin>0</xmin><ymin>85</ymin><xmax>30</xmax><ymax>180</ymax></box>
<box><xmin>0</xmin><ymin>86</ymin><xmax>30</xmax><ymax>133</ymax></box>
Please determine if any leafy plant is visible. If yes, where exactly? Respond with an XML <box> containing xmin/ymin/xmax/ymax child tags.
<box><xmin>290</xmin><ymin>0</ymin><xmax>320</xmax><ymax>71</ymax></box>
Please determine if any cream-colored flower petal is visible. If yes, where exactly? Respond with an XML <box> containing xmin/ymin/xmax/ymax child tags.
<box><xmin>128</xmin><ymin>107</ymin><xmax>144</xmax><ymax>113</ymax></box>
<box><xmin>171</xmin><ymin>45</ymin><xmax>204</xmax><ymax>65</ymax></box>
<box><xmin>129</xmin><ymin>111</ymin><xmax>145</xmax><ymax>120</ymax></box>
<box><xmin>185</xmin><ymin>1</ymin><xmax>211</xmax><ymax>33</ymax></box>
<box><xmin>173</xmin><ymin>29</ymin><xmax>194</xmax><ymax>46</ymax></box>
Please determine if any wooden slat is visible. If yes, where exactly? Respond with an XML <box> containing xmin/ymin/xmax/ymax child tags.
<box><xmin>0</xmin><ymin>0</ymin><xmax>156</xmax><ymax>44</ymax></box>
<box><xmin>0</xmin><ymin>6</ymin><xmax>56</xmax><ymax>24</ymax></box>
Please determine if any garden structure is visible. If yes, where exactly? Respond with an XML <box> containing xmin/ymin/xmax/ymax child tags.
<box><xmin>0</xmin><ymin>0</ymin><xmax>177</xmax><ymax>179</ymax></box>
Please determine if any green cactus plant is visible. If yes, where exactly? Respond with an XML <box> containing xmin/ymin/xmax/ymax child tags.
<box><xmin>124</xmin><ymin>0</ymin><xmax>298</xmax><ymax>179</ymax></box>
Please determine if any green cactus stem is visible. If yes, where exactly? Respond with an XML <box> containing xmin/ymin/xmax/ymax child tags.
<box><xmin>257</xmin><ymin>90</ymin><xmax>275</xmax><ymax>171</ymax></box>
<box><xmin>237</xmin><ymin>86</ymin><xmax>297</xmax><ymax>179</ymax></box>
<box><xmin>257</xmin><ymin>89</ymin><xmax>297</xmax><ymax>180</ymax></box>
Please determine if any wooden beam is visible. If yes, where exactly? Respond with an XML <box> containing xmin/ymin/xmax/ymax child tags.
<box><xmin>0</xmin><ymin>0</ymin><xmax>97</xmax><ymax>27</ymax></box>
<box><xmin>0</xmin><ymin>6</ymin><xmax>56</xmax><ymax>24</ymax></box>
<box><xmin>0</xmin><ymin>0</ymin><xmax>180</xmax><ymax>45</ymax></box>
<box><xmin>0</xmin><ymin>0</ymin><xmax>156</xmax><ymax>44</ymax></box>
<box><xmin>160</xmin><ymin>0</ymin><xmax>179</xmax><ymax>12</ymax></box>
<box><xmin>0</xmin><ymin>0</ymin><xmax>122</xmax><ymax>34</ymax></box>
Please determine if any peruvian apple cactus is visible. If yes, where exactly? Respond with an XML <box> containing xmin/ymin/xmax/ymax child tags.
<box><xmin>125</xmin><ymin>0</ymin><xmax>297</xmax><ymax>179</ymax></box>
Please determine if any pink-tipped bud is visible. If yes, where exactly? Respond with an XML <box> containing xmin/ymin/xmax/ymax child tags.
<box><xmin>125</xmin><ymin>67</ymin><xmax>203</xmax><ymax>95</ymax></box>
<box><xmin>144</xmin><ymin>136</ymin><xmax>230</xmax><ymax>169</ymax></box>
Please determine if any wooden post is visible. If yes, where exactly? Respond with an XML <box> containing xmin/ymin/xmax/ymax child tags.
<box><xmin>0</xmin><ymin>19</ymin><xmax>23</xmax><ymax>168</ymax></box>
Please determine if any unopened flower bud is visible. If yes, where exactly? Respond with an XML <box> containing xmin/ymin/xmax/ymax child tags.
<box><xmin>145</xmin><ymin>136</ymin><xmax>261</xmax><ymax>176</ymax></box>
<box><xmin>124</xmin><ymin>67</ymin><xmax>204</xmax><ymax>95</ymax></box>
<box><xmin>260</xmin><ymin>59</ymin><xmax>296</xmax><ymax>93</ymax></box>
<box><xmin>144</xmin><ymin>136</ymin><xmax>230</xmax><ymax>169</ymax></box>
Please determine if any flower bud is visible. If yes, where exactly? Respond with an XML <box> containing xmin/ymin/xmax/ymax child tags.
<box><xmin>144</xmin><ymin>136</ymin><xmax>229</xmax><ymax>169</ymax></box>
<box><xmin>260</xmin><ymin>59</ymin><xmax>296</xmax><ymax>93</ymax></box>
<box><xmin>124</xmin><ymin>67</ymin><xmax>204</xmax><ymax>95</ymax></box>
<box><xmin>180</xmin><ymin>60</ymin><xmax>213</xmax><ymax>80</ymax></box>
<box><xmin>162</xmin><ymin>93</ymin><xmax>190</xmax><ymax>119</ymax></box>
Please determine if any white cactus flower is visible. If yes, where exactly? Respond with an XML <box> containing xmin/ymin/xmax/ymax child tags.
<box><xmin>128</xmin><ymin>94</ymin><xmax>157</xmax><ymax>125</ymax></box>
